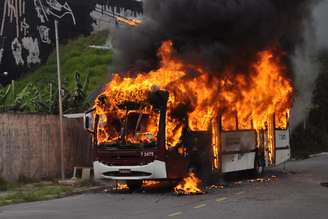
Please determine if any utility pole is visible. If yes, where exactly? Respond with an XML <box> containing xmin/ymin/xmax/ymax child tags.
<box><xmin>55</xmin><ymin>20</ymin><xmax>65</xmax><ymax>180</ymax></box>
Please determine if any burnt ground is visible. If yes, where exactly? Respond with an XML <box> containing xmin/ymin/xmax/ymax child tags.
<box><xmin>0</xmin><ymin>154</ymin><xmax>328</xmax><ymax>219</ymax></box>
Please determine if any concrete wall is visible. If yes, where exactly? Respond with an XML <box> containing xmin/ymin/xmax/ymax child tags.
<box><xmin>0</xmin><ymin>113</ymin><xmax>92</xmax><ymax>181</ymax></box>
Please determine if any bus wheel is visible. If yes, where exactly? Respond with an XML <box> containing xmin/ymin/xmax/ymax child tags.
<box><xmin>127</xmin><ymin>180</ymin><xmax>143</xmax><ymax>191</ymax></box>
<box><xmin>253</xmin><ymin>158</ymin><xmax>265</xmax><ymax>177</ymax></box>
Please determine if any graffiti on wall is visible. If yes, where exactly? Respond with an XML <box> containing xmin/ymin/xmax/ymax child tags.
<box><xmin>11</xmin><ymin>37</ymin><xmax>24</xmax><ymax>65</ymax></box>
<box><xmin>0</xmin><ymin>0</ymin><xmax>26</xmax><ymax>38</ymax></box>
<box><xmin>34</xmin><ymin>0</ymin><xmax>76</xmax><ymax>25</ymax></box>
<box><xmin>0</xmin><ymin>0</ymin><xmax>143</xmax><ymax>84</ymax></box>
<box><xmin>0</xmin><ymin>0</ymin><xmax>76</xmax><ymax>71</ymax></box>
<box><xmin>37</xmin><ymin>25</ymin><xmax>51</xmax><ymax>44</ymax></box>
<box><xmin>0</xmin><ymin>48</ymin><xmax>3</xmax><ymax>64</ymax></box>
<box><xmin>0</xmin><ymin>37</ymin><xmax>4</xmax><ymax>64</ymax></box>
<box><xmin>22</xmin><ymin>37</ymin><xmax>41</xmax><ymax>66</ymax></box>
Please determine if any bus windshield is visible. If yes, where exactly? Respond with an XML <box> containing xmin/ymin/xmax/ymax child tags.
<box><xmin>96</xmin><ymin>105</ymin><xmax>160</xmax><ymax>149</ymax></box>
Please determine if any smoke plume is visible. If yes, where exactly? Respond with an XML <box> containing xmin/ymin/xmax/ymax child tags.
<box><xmin>113</xmin><ymin>0</ymin><xmax>317</xmax><ymax>77</ymax></box>
<box><xmin>290</xmin><ymin>0</ymin><xmax>327</xmax><ymax>128</ymax></box>
<box><xmin>291</xmin><ymin>21</ymin><xmax>319</xmax><ymax>129</ymax></box>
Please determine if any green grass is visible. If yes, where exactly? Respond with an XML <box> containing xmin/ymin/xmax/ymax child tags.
<box><xmin>0</xmin><ymin>184</ymin><xmax>73</xmax><ymax>206</ymax></box>
<box><xmin>15</xmin><ymin>30</ymin><xmax>112</xmax><ymax>99</ymax></box>
<box><xmin>0</xmin><ymin>177</ymin><xmax>99</xmax><ymax>207</ymax></box>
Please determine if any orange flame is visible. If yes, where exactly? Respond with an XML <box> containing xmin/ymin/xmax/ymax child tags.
<box><xmin>115</xmin><ymin>182</ymin><xmax>129</xmax><ymax>190</ymax></box>
<box><xmin>174</xmin><ymin>172</ymin><xmax>203</xmax><ymax>195</ymax></box>
<box><xmin>142</xmin><ymin>180</ymin><xmax>161</xmax><ymax>188</ymax></box>
<box><xmin>94</xmin><ymin>40</ymin><xmax>293</xmax><ymax>165</ymax></box>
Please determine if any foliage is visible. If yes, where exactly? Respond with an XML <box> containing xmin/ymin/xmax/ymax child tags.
<box><xmin>63</xmin><ymin>71</ymin><xmax>90</xmax><ymax>113</ymax></box>
<box><xmin>0</xmin><ymin>72</ymin><xmax>90</xmax><ymax>113</ymax></box>
<box><xmin>291</xmin><ymin>49</ymin><xmax>328</xmax><ymax>158</ymax></box>
<box><xmin>0</xmin><ymin>177</ymin><xmax>10</xmax><ymax>191</ymax></box>
<box><xmin>0</xmin><ymin>31</ymin><xmax>111</xmax><ymax>114</ymax></box>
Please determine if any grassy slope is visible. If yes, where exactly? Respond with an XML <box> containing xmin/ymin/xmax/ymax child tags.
<box><xmin>15</xmin><ymin>30</ymin><xmax>112</xmax><ymax>98</ymax></box>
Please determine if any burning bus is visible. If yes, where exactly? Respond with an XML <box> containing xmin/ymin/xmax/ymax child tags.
<box><xmin>84</xmin><ymin>41</ymin><xmax>292</xmax><ymax>190</ymax></box>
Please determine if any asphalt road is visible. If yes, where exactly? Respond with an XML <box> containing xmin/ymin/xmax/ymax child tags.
<box><xmin>1</xmin><ymin>154</ymin><xmax>328</xmax><ymax>219</ymax></box>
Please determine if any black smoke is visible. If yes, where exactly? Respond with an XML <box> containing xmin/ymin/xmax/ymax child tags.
<box><xmin>113</xmin><ymin>0</ymin><xmax>318</xmax><ymax>77</ymax></box>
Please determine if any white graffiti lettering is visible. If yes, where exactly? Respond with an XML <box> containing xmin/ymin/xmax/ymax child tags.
<box><xmin>11</xmin><ymin>38</ymin><xmax>24</xmax><ymax>65</ymax></box>
<box><xmin>22</xmin><ymin>37</ymin><xmax>41</xmax><ymax>66</ymax></box>
<box><xmin>34</xmin><ymin>0</ymin><xmax>76</xmax><ymax>24</ymax></box>
<box><xmin>1</xmin><ymin>0</ymin><xmax>26</xmax><ymax>37</ymax></box>
<box><xmin>20</xmin><ymin>17</ymin><xmax>29</xmax><ymax>36</ymax></box>
<box><xmin>0</xmin><ymin>37</ymin><xmax>5</xmax><ymax>64</ymax></box>
<box><xmin>45</xmin><ymin>0</ymin><xmax>76</xmax><ymax>25</ymax></box>
<box><xmin>34</xmin><ymin>0</ymin><xmax>48</xmax><ymax>23</ymax></box>
<box><xmin>37</xmin><ymin>25</ymin><xmax>51</xmax><ymax>44</ymax></box>
<box><xmin>0</xmin><ymin>48</ymin><xmax>4</xmax><ymax>64</ymax></box>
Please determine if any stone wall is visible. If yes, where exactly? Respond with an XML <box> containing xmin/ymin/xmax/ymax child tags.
<box><xmin>0</xmin><ymin>113</ymin><xmax>92</xmax><ymax>181</ymax></box>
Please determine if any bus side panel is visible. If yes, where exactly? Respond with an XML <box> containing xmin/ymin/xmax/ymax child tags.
<box><xmin>221</xmin><ymin>131</ymin><xmax>257</xmax><ymax>173</ymax></box>
<box><xmin>275</xmin><ymin>129</ymin><xmax>291</xmax><ymax>165</ymax></box>
<box><xmin>221</xmin><ymin>152</ymin><xmax>256</xmax><ymax>173</ymax></box>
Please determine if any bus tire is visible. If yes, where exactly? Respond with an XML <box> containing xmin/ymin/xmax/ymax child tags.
<box><xmin>127</xmin><ymin>180</ymin><xmax>143</xmax><ymax>191</ymax></box>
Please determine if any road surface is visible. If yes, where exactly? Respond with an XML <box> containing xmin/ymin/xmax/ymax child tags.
<box><xmin>0</xmin><ymin>154</ymin><xmax>328</xmax><ymax>219</ymax></box>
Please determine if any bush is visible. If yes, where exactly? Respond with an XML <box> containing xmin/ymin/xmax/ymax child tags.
<box><xmin>0</xmin><ymin>31</ymin><xmax>112</xmax><ymax>114</ymax></box>
<box><xmin>0</xmin><ymin>177</ymin><xmax>9</xmax><ymax>191</ymax></box>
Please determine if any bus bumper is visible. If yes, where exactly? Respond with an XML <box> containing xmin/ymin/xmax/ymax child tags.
<box><xmin>93</xmin><ymin>160</ymin><xmax>167</xmax><ymax>180</ymax></box>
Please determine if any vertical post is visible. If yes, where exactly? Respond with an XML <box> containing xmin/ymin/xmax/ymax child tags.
<box><xmin>55</xmin><ymin>20</ymin><xmax>65</xmax><ymax>179</ymax></box>
<box><xmin>211</xmin><ymin>118</ymin><xmax>218</xmax><ymax>172</ymax></box>
<box><xmin>272</xmin><ymin>113</ymin><xmax>276</xmax><ymax>165</ymax></box>
<box><xmin>11</xmin><ymin>80</ymin><xmax>15</xmax><ymax>99</ymax></box>
<box><xmin>218</xmin><ymin>113</ymin><xmax>222</xmax><ymax>173</ymax></box>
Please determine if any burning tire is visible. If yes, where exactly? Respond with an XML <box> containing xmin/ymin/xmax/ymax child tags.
<box><xmin>127</xmin><ymin>180</ymin><xmax>143</xmax><ymax>191</ymax></box>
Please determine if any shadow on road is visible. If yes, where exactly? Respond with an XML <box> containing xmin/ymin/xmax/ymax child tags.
<box><xmin>105</xmin><ymin>168</ymin><xmax>289</xmax><ymax>195</ymax></box>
